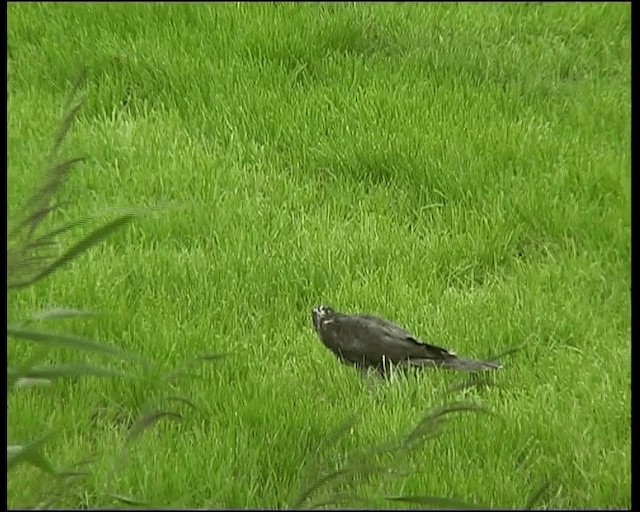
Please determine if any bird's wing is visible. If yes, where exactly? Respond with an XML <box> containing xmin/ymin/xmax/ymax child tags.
<box><xmin>341</xmin><ymin>314</ymin><xmax>454</xmax><ymax>363</ymax></box>
<box><xmin>357</xmin><ymin>315</ymin><xmax>417</xmax><ymax>340</ymax></box>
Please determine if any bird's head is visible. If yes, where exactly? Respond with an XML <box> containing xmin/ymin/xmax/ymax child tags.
<box><xmin>311</xmin><ymin>305</ymin><xmax>336</xmax><ymax>332</ymax></box>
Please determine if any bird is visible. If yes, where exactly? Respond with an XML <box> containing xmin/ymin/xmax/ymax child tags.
<box><xmin>311</xmin><ymin>305</ymin><xmax>502</xmax><ymax>376</ymax></box>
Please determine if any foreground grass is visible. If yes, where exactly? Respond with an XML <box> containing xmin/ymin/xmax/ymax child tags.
<box><xmin>7</xmin><ymin>3</ymin><xmax>630</xmax><ymax>509</ymax></box>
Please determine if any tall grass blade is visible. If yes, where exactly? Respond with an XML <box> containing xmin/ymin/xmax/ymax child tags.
<box><xmin>447</xmin><ymin>372</ymin><xmax>498</xmax><ymax>394</ymax></box>
<box><xmin>306</xmin><ymin>492</ymin><xmax>374</xmax><ymax>509</ymax></box>
<box><xmin>9</xmin><ymin>201</ymin><xmax>67</xmax><ymax>240</ymax></box>
<box><xmin>386</xmin><ymin>495</ymin><xmax>484</xmax><ymax>509</ymax></box>
<box><xmin>403</xmin><ymin>402</ymin><xmax>491</xmax><ymax>451</ymax></box>
<box><xmin>22</xmin><ymin>156</ymin><xmax>86</xmax><ymax>231</ymax></box>
<box><xmin>289</xmin><ymin>413</ymin><xmax>360</xmax><ymax>509</ymax></box>
<box><xmin>490</xmin><ymin>343</ymin><xmax>527</xmax><ymax>361</ymax></box>
<box><xmin>294</xmin><ymin>460</ymin><xmax>408</xmax><ymax>509</ymax></box>
<box><xmin>108</xmin><ymin>494</ymin><xmax>148</xmax><ymax>507</ymax></box>
<box><xmin>7</xmin><ymin>434</ymin><xmax>56</xmax><ymax>475</ymax></box>
<box><xmin>8</xmin><ymin>362</ymin><xmax>130</xmax><ymax>385</ymax></box>
<box><xmin>27</xmin><ymin>308</ymin><xmax>101</xmax><ymax>322</ymax></box>
<box><xmin>195</xmin><ymin>352</ymin><xmax>230</xmax><ymax>362</ymax></box>
<box><xmin>124</xmin><ymin>410</ymin><xmax>182</xmax><ymax>447</ymax></box>
<box><xmin>47</xmin><ymin>100</ymin><xmax>83</xmax><ymax>163</ymax></box>
<box><xmin>162</xmin><ymin>370</ymin><xmax>209</xmax><ymax>383</ymax></box>
<box><xmin>164</xmin><ymin>395</ymin><xmax>197</xmax><ymax>410</ymax></box>
<box><xmin>11</xmin><ymin>377</ymin><xmax>53</xmax><ymax>389</ymax></box>
<box><xmin>7</xmin><ymin>325</ymin><xmax>147</xmax><ymax>365</ymax></box>
<box><xmin>10</xmin><ymin>214</ymin><xmax>137</xmax><ymax>289</ymax></box>
<box><xmin>15</xmin><ymin>69</ymin><xmax>85</xmax><ymax>243</ymax></box>
<box><xmin>524</xmin><ymin>479</ymin><xmax>553</xmax><ymax>509</ymax></box>
<box><xmin>27</xmin><ymin>215</ymin><xmax>94</xmax><ymax>247</ymax></box>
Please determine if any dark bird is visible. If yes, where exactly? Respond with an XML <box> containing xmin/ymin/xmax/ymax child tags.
<box><xmin>311</xmin><ymin>305</ymin><xmax>502</xmax><ymax>376</ymax></box>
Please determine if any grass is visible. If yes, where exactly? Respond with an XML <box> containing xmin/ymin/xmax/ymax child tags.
<box><xmin>7</xmin><ymin>2</ymin><xmax>630</xmax><ymax>509</ymax></box>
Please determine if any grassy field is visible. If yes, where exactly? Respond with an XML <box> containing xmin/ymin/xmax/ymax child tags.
<box><xmin>7</xmin><ymin>3</ymin><xmax>630</xmax><ymax>509</ymax></box>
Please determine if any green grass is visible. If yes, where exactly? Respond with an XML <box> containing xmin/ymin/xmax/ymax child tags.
<box><xmin>7</xmin><ymin>2</ymin><xmax>630</xmax><ymax>509</ymax></box>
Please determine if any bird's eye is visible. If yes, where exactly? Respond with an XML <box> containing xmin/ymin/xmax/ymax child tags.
<box><xmin>313</xmin><ymin>305</ymin><xmax>334</xmax><ymax>318</ymax></box>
